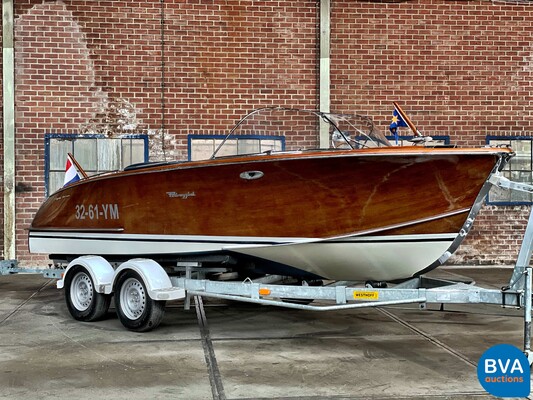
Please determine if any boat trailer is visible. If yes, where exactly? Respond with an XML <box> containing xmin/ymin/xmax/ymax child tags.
<box><xmin>2</xmin><ymin>173</ymin><xmax>533</xmax><ymax>362</ymax></box>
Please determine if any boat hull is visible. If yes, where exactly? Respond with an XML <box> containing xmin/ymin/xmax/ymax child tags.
<box><xmin>29</xmin><ymin>147</ymin><xmax>512</xmax><ymax>281</ymax></box>
<box><xmin>28</xmin><ymin>231</ymin><xmax>454</xmax><ymax>281</ymax></box>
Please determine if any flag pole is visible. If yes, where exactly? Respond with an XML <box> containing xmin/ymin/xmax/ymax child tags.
<box><xmin>68</xmin><ymin>152</ymin><xmax>88</xmax><ymax>179</ymax></box>
<box><xmin>393</xmin><ymin>102</ymin><xmax>422</xmax><ymax>137</ymax></box>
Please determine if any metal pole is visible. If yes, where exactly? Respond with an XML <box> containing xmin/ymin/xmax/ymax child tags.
<box><xmin>318</xmin><ymin>0</ymin><xmax>330</xmax><ymax>149</ymax></box>
<box><xmin>509</xmin><ymin>206</ymin><xmax>533</xmax><ymax>290</ymax></box>
<box><xmin>524</xmin><ymin>266</ymin><xmax>533</xmax><ymax>364</ymax></box>
<box><xmin>2</xmin><ymin>0</ymin><xmax>16</xmax><ymax>260</ymax></box>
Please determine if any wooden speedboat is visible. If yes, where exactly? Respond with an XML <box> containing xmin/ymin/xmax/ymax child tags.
<box><xmin>29</xmin><ymin>108</ymin><xmax>513</xmax><ymax>282</ymax></box>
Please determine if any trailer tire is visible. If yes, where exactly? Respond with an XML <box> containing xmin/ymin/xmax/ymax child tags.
<box><xmin>114</xmin><ymin>270</ymin><xmax>166</xmax><ymax>332</ymax></box>
<box><xmin>65</xmin><ymin>265</ymin><xmax>111</xmax><ymax>322</ymax></box>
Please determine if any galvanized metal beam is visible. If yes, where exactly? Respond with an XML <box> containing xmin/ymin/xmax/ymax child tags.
<box><xmin>319</xmin><ymin>0</ymin><xmax>330</xmax><ymax>148</ymax></box>
<box><xmin>488</xmin><ymin>173</ymin><xmax>533</xmax><ymax>290</ymax></box>
<box><xmin>2</xmin><ymin>0</ymin><xmax>16</xmax><ymax>260</ymax></box>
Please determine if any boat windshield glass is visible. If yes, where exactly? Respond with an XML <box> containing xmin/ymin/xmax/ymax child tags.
<box><xmin>211</xmin><ymin>107</ymin><xmax>390</xmax><ymax>159</ymax></box>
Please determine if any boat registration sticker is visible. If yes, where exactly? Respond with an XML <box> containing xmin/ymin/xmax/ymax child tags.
<box><xmin>353</xmin><ymin>290</ymin><xmax>379</xmax><ymax>301</ymax></box>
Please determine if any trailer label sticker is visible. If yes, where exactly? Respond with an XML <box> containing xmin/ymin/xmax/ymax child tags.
<box><xmin>75</xmin><ymin>204</ymin><xmax>119</xmax><ymax>220</ymax></box>
<box><xmin>353</xmin><ymin>290</ymin><xmax>379</xmax><ymax>301</ymax></box>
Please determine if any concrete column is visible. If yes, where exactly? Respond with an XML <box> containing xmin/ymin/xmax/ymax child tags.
<box><xmin>319</xmin><ymin>0</ymin><xmax>331</xmax><ymax>149</ymax></box>
<box><xmin>3</xmin><ymin>0</ymin><xmax>16</xmax><ymax>260</ymax></box>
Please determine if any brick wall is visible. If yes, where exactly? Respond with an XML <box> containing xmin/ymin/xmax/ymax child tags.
<box><xmin>4</xmin><ymin>0</ymin><xmax>533</xmax><ymax>266</ymax></box>
<box><xmin>457</xmin><ymin>205</ymin><xmax>530</xmax><ymax>265</ymax></box>
<box><xmin>332</xmin><ymin>0</ymin><xmax>533</xmax><ymax>142</ymax></box>
<box><xmin>331</xmin><ymin>0</ymin><xmax>533</xmax><ymax>265</ymax></box>
<box><xmin>14</xmin><ymin>1</ymin><xmax>112</xmax><ymax>265</ymax></box>
<box><xmin>11</xmin><ymin>0</ymin><xmax>318</xmax><ymax>266</ymax></box>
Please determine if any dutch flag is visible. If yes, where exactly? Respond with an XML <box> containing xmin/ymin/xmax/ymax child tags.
<box><xmin>63</xmin><ymin>154</ymin><xmax>81</xmax><ymax>187</ymax></box>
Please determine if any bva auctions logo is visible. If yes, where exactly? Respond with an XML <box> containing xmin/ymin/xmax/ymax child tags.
<box><xmin>477</xmin><ymin>344</ymin><xmax>530</xmax><ymax>398</ymax></box>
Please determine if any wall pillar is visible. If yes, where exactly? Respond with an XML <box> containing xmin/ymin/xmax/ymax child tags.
<box><xmin>319</xmin><ymin>0</ymin><xmax>331</xmax><ymax>148</ymax></box>
<box><xmin>3</xmin><ymin>0</ymin><xmax>16</xmax><ymax>260</ymax></box>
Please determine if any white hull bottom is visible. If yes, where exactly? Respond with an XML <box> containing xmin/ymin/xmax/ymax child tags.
<box><xmin>29</xmin><ymin>232</ymin><xmax>456</xmax><ymax>281</ymax></box>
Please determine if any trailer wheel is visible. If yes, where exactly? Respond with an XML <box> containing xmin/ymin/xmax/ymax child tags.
<box><xmin>65</xmin><ymin>266</ymin><xmax>111</xmax><ymax>321</ymax></box>
<box><xmin>114</xmin><ymin>270</ymin><xmax>166</xmax><ymax>332</ymax></box>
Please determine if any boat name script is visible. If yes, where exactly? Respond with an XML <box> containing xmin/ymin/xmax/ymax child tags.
<box><xmin>166</xmin><ymin>191</ymin><xmax>196</xmax><ymax>199</ymax></box>
<box><xmin>75</xmin><ymin>204</ymin><xmax>119</xmax><ymax>220</ymax></box>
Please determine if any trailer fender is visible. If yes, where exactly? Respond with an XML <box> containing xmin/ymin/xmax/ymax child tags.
<box><xmin>58</xmin><ymin>255</ymin><xmax>114</xmax><ymax>294</ymax></box>
<box><xmin>113</xmin><ymin>259</ymin><xmax>185</xmax><ymax>301</ymax></box>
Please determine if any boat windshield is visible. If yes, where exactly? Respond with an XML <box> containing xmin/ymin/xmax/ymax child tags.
<box><xmin>211</xmin><ymin>107</ymin><xmax>390</xmax><ymax>159</ymax></box>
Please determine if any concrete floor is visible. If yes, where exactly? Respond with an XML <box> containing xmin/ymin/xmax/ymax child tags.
<box><xmin>0</xmin><ymin>267</ymin><xmax>529</xmax><ymax>399</ymax></box>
